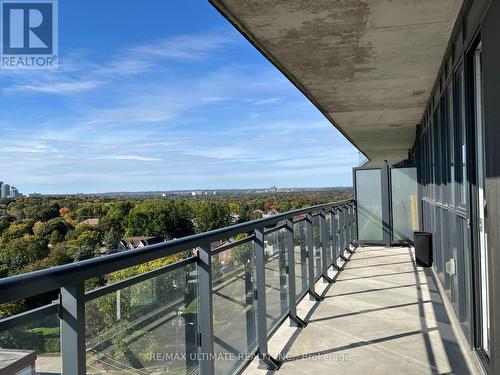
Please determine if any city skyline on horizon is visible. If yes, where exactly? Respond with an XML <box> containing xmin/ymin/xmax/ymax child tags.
<box><xmin>0</xmin><ymin>1</ymin><xmax>359</xmax><ymax>194</ymax></box>
<box><xmin>0</xmin><ymin>181</ymin><xmax>351</xmax><ymax>197</ymax></box>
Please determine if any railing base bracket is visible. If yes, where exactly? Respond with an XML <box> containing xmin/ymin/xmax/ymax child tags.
<box><xmin>322</xmin><ymin>274</ymin><xmax>334</xmax><ymax>283</ymax></box>
<box><xmin>340</xmin><ymin>255</ymin><xmax>350</xmax><ymax>262</ymax></box>
<box><xmin>333</xmin><ymin>264</ymin><xmax>343</xmax><ymax>272</ymax></box>
<box><xmin>289</xmin><ymin>314</ymin><xmax>308</xmax><ymax>328</ymax></box>
<box><xmin>258</xmin><ymin>353</ymin><xmax>282</xmax><ymax>370</ymax></box>
<box><xmin>309</xmin><ymin>291</ymin><xmax>324</xmax><ymax>301</ymax></box>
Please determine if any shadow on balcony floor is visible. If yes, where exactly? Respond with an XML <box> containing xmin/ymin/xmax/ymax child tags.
<box><xmin>243</xmin><ymin>246</ymin><xmax>481</xmax><ymax>375</ymax></box>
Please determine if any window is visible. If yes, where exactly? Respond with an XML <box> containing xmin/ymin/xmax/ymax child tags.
<box><xmin>440</xmin><ymin>96</ymin><xmax>448</xmax><ymax>204</ymax></box>
<box><xmin>447</xmin><ymin>83</ymin><xmax>455</xmax><ymax>206</ymax></box>
<box><xmin>455</xmin><ymin>67</ymin><xmax>468</xmax><ymax>208</ymax></box>
<box><xmin>433</xmin><ymin>110</ymin><xmax>440</xmax><ymax>201</ymax></box>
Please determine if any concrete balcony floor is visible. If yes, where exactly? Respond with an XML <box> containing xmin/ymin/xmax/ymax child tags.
<box><xmin>244</xmin><ymin>246</ymin><xmax>482</xmax><ymax>375</ymax></box>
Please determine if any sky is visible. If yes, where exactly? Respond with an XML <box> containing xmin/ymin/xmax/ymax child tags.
<box><xmin>0</xmin><ymin>0</ymin><xmax>359</xmax><ymax>194</ymax></box>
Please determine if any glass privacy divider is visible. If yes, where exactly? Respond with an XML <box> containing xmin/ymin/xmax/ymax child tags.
<box><xmin>391</xmin><ymin>167</ymin><xmax>419</xmax><ymax>243</ymax></box>
<box><xmin>354</xmin><ymin>168</ymin><xmax>384</xmax><ymax>245</ymax></box>
<box><xmin>354</xmin><ymin>163</ymin><xmax>419</xmax><ymax>246</ymax></box>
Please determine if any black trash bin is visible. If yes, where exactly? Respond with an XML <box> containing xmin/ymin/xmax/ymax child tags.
<box><xmin>414</xmin><ymin>232</ymin><xmax>432</xmax><ymax>267</ymax></box>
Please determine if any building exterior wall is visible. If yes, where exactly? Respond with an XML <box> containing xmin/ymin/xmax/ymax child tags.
<box><xmin>411</xmin><ymin>0</ymin><xmax>499</xmax><ymax>372</ymax></box>
<box><xmin>1</xmin><ymin>184</ymin><xmax>10</xmax><ymax>198</ymax></box>
<box><xmin>481</xmin><ymin>1</ymin><xmax>500</xmax><ymax>373</ymax></box>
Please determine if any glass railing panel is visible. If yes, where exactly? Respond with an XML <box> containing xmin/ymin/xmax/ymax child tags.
<box><xmin>325</xmin><ymin>213</ymin><xmax>332</xmax><ymax>268</ymax></box>
<box><xmin>293</xmin><ymin>220</ymin><xmax>308</xmax><ymax>299</ymax></box>
<box><xmin>212</xmin><ymin>241</ymin><xmax>256</xmax><ymax>375</ymax></box>
<box><xmin>84</xmin><ymin>253</ymin><xmax>191</xmax><ymax>293</ymax></box>
<box><xmin>0</xmin><ymin>309</ymin><xmax>61</xmax><ymax>375</ymax></box>
<box><xmin>85</xmin><ymin>263</ymin><xmax>198</xmax><ymax>375</ymax></box>
<box><xmin>312</xmin><ymin>215</ymin><xmax>322</xmax><ymax>279</ymax></box>
<box><xmin>264</xmin><ymin>228</ymin><xmax>289</xmax><ymax>332</ymax></box>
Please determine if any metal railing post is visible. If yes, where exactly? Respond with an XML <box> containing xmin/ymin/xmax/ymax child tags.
<box><xmin>339</xmin><ymin>206</ymin><xmax>345</xmax><ymax>251</ymax></box>
<box><xmin>60</xmin><ymin>282</ymin><xmax>86</xmax><ymax>375</ymax></box>
<box><xmin>320</xmin><ymin>210</ymin><xmax>333</xmax><ymax>283</ymax></box>
<box><xmin>347</xmin><ymin>203</ymin><xmax>356</xmax><ymax>251</ymax></box>
<box><xmin>345</xmin><ymin>205</ymin><xmax>350</xmax><ymax>247</ymax></box>
<box><xmin>197</xmin><ymin>244</ymin><xmax>215</xmax><ymax>375</ymax></box>
<box><xmin>285</xmin><ymin>219</ymin><xmax>307</xmax><ymax>327</ymax></box>
<box><xmin>353</xmin><ymin>201</ymin><xmax>358</xmax><ymax>243</ymax></box>
<box><xmin>351</xmin><ymin>203</ymin><xmax>356</xmax><ymax>244</ymax></box>
<box><xmin>346</xmin><ymin>204</ymin><xmax>351</xmax><ymax>250</ymax></box>
<box><xmin>349</xmin><ymin>203</ymin><xmax>352</xmax><ymax>244</ymax></box>
<box><xmin>306</xmin><ymin>214</ymin><xmax>323</xmax><ymax>301</ymax></box>
<box><xmin>254</xmin><ymin>228</ymin><xmax>281</xmax><ymax>370</ymax></box>
<box><xmin>349</xmin><ymin>204</ymin><xmax>353</xmax><ymax>245</ymax></box>
<box><xmin>328</xmin><ymin>210</ymin><xmax>335</xmax><ymax>267</ymax></box>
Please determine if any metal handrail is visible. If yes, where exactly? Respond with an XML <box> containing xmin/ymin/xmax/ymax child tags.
<box><xmin>0</xmin><ymin>199</ymin><xmax>353</xmax><ymax>304</ymax></box>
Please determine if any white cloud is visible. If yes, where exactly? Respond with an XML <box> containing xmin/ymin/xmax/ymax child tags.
<box><xmin>185</xmin><ymin>146</ymin><xmax>244</xmax><ymax>160</ymax></box>
<box><xmin>131</xmin><ymin>32</ymin><xmax>238</xmax><ymax>60</ymax></box>
<box><xmin>252</xmin><ymin>97</ymin><xmax>284</xmax><ymax>105</ymax></box>
<box><xmin>5</xmin><ymin>80</ymin><xmax>105</xmax><ymax>94</ymax></box>
<box><xmin>93</xmin><ymin>155</ymin><xmax>163</xmax><ymax>161</ymax></box>
<box><xmin>201</xmin><ymin>96</ymin><xmax>229</xmax><ymax>103</ymax></box>
<box><xmin>2</xmin><ymin>31</ymin><xmax>238</xmax><ymax>96</ymax></box>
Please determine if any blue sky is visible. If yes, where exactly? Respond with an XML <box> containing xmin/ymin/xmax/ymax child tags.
<box><xmin>0</xmin><ymin>0</ymin><xmax>359</xmax><ymax>194</ymax></box>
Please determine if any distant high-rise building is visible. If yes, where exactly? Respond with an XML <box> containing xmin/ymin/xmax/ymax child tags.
<box><xmin>10</xmin><ymin>186</ymin><xmax>19</xmax><ymax>198</ymax></box>
<box><xmin>0</xmin><ymin>182</ymin><xmax>3</xmax><ymax>196</ymax></box>
<box><xmin>1</xmin><ymin>183</ymin><xmax>10</xmax><ymax>198</ymax></box>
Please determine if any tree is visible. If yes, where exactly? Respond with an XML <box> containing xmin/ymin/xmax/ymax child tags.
<box><xmin>194</xmin><ymin>201</ymin><xmax>231</xmax><ymax>233</ymax></box>
<box><xmin>263</xmin><ymin>199</ymin><xmax>275</xmax><ymax>211</ymax></box>
<box><xmin>238</xmin><ymin>203</ymin><xmax>251</xmax><ymax>223</ymax></box>
<box><xmin>59</xmin><ymin>207</ymin><xmax>71</xmax><ymax>217</ymax></box>
<box><xmin>49</xmin><ymin>230</ymin><xmax>65</xmax><ymax>245</ymax></box>
<box><xmin>0</xmin><ymin>300</ymin><xmax>26</xmax><ymax>319</ymax></box>
<box><xmin>33</xmin><ymin>217</ymin><xmax>72</xmax><ymax>239</ymax></box>
<box><xmin>34</xmin><ymin>203</ymin><xmax>60</xmax><ymax>221</ymax></box>
<box><xmin>104</xmin><ymin>227</ymin><xmax>124</xmax><ymax>253</ymax></box>
<box><xmin>0</xmin><ymin>236</ymin><xmax>49</xmax><ymax>273</ymax></box>
<box><xmin>100</xmin><ymin>201</ymin><xmax>133</xmax><ymax>232</ymax></box>
<box><xmin>21</xmin><ymin>246</ymin><xmax>72</xmax><ymax>273</ymax></box>
<box><xmin>66</xmin><ymin>226</ymin><xmax>103</xmax><ymax>261</ymax></box>
<box><xmin>250</xmin><ymin>210</ymin><xmax>264</xmax><ymax>220</ymax></box>
<box><xmin>1</xmin><ymin>222</ymin><xmax>33</xmax><ymax>243</ymax></box>
<box><xmin>126</xmin><ymin>199</ymin><xmax>194</xmax><ymax>240</ymax></box>
<box><xmin>0</xmin><ymin>218</ymin><xmax>10</xmax><ymax>236</ymax></box>
<box><xmin>74</xmin><ymin>202</ymin><xmax>106</xmax><ymax>221</ymax></box>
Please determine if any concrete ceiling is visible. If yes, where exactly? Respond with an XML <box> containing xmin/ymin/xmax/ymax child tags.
<box><xmin>210</xmin><ymin>0</ymin><xmax>463</xmax><ymax>165</ymax></box>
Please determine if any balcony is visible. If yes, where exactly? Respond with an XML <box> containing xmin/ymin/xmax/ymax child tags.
<box><xmin>0</xmin><ymin>200</ymin><xmax>356</xmax><ymax>375</ymax></box>
<box><xmin>0</xmin><ymin>198</ymin><xmax>480</xmax><ymax>375</ymax></box>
